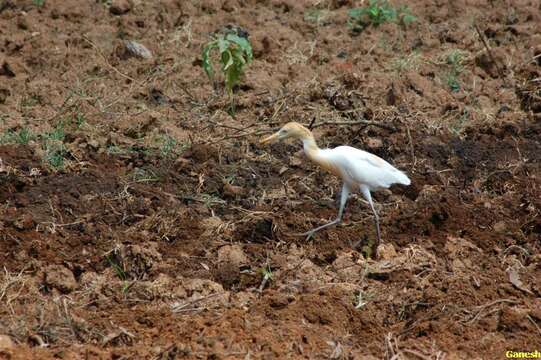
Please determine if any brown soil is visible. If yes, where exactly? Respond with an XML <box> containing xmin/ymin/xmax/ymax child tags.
<box><xmin>1</xmin><ymin>0</ymin><xmax>540</xmax><ymax>358</ymax></box>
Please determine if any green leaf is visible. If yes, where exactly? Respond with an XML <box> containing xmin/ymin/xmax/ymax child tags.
<box><xmin>232</xmin><ymin>48</ymin><xmax>246</xmax><ymax>65</ymax></box>
<box><xmin>217</xmin><ymin>38</ymin><xmax>229</xmax><ymax>54</ymax></box>
<box><xmin>348</xmin><ymin>8</ymin><xmax>366</xmax><ymax>18</ymax></box>
<box><xmin>201</xmin><ymin>32</ymin><xmax>253</xmax><ymax>99</ymax></box>
<box><xmin>202</xmin><ymin>42</ymin><xmax>216</xmax><ymax>80</ymax></box>
<box><xmin>226</xmin><ymin>34</ymin><xmax>253</xmax><ymax>62</ymax></box>
<box><xmin>221</xmin><ymin>50</ymin><xmax>234</xmax><ymax>71</ymax></box>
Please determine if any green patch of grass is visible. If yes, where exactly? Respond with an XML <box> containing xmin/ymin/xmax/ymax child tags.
<box><xmin>397</xmin><ymin>5</ymin><xmax>417</xmax><ymax>26</ymax></box>
<box><xmin>0</xmin><ymin>128</ymin><xmax>34</xmax><ymax>145</ymax></box>
<box><xmin>107</xmin><ymin>137</ymin><xmax>188</xmax><ymax>160</ymax></box>
<box><xmin>0</xmin><ymin>124</ymin><xmax>68</xmax><ymax>169</ymax></box>
<box><xmin>45</xmin><ymin>125</ymin><xmax>65</xmax><ymax>142</ymax></box>
<box><xmin>159</xmin><ymin>135</ymin><xmax>189</xmax><ymax>159</ymax></box>
<box><xmin>446</xmin><ymin>74</ymin><xmax>461</xmax><ymax>93</ymax></box>
<box><xmin>74</xmin><ymin>112</ymin><xmax>86</xmax><ymax>129</ymax></box>
<box><xmin>444</xmin><ymin>49</ymin><xmax>466</xmax><ymax>93</ymax></box>
<box><xmin>348</xmin><ymin>0</ymin><xmax>416</xmax><ymax>32</ymax></box>
<box><xmin>42</xmin><ymin>124</ymin><xmax>67</xmax><ymax>170</ymax></box>
<box><xmin>44</xmin><ymin>149</ymin><xmax>65</xmax><ymax>169</ymax></box>
<box><xmin>446</xmin><ymin>49</ymin><xmax>465</xmax><ymax>69</ymax></box>
<box><xmin>106</xmin><ymin>254</ymin><xmax>127</xmax><ymax>281</ymax></box>
<box><xmin>106</xmin><ymin>253</ymin><xmax>132</xmax><ymax>293</ymax></box>
<box><xmin>32</xmin><ymin>0</ymin><xmax>45</xmax><ymax>7</ymax></box>
<box><xmin>159</xmin><ymin>135</ymin><xmax>178</xmax><ymax>158</ymax></box>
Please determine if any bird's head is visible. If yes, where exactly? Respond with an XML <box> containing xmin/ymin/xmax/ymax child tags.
<box><xmin>260</xmin><ymin>122</ymin><xmax>312</xmax><ymax>145</ymax></box>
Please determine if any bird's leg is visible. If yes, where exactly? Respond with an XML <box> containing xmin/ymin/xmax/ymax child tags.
<box><xmin>360</xmin><ymin>186</ymin><xmax>381</xmax><ymax>246</ymax></box>
<box><xmin>303</xmin><ymin>183</ymin><xmax>350</xmax><ymax>240</ymax></box>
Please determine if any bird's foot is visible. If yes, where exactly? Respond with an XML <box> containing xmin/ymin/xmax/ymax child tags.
<box><xmin>301</xmin><ymin>230</ymin><xmax>316</xmax><ymax>241</ymax></box>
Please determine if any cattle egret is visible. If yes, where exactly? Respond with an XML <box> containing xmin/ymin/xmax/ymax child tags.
<box><xmin>260</xmin><ymin>122</ymin><xmax>410</xmax><ymax>245</ymax></box>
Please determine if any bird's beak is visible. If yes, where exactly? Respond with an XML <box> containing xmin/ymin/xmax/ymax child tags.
<box><xmin>260</xmin><ymin>132</ymin><xmax>281</xmax><ymax>145</ymax></box>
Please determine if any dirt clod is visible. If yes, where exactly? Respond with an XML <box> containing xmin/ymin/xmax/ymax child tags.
<box><xmin>13</xmin><ymin>213</ymin><xmax>34</xmax><ymax>230</ymax></box>
<box><xmin>217</xmin><ymin>245</ymin><xmax>248</xmax><ymax>268</ymax></box>
<box><xmin>44</xmin><ymin>265</ymin><xmax>78</xmax><ymax>294</ymax></box>
<box><xmin>109</xmin><ymin>0</ymin><xmax>132</xmax><ymax>15</ymax></box>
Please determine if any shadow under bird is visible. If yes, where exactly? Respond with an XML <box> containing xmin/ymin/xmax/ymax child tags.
<box><xmin>261</xmin><ymin>122</ymin><xmax>411</xmax><ymax>246</ymax></box>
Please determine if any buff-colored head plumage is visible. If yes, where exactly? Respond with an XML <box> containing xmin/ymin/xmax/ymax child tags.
<box><xmin>260</xmin><ymin>122</ymin><xmax>313</xmax><ymax>145</ymax></box>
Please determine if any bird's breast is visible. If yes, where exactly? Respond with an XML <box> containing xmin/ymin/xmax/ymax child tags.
<box><xmin>316</xmin><ymin>158</ymin><xmax>343</xmax><ymax>178</ymax></box>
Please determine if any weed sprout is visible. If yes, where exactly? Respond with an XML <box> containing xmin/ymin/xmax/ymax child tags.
<box><xmin>202</xmin><ymin>31</ymin><xmax>253</xmax><ymax>115</ymax></box>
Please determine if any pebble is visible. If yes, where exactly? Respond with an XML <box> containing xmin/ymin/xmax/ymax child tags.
<box><xmin>0</xmin><ymin>335</ymin><xmax>14</xmax><ymax>350</ymax></box>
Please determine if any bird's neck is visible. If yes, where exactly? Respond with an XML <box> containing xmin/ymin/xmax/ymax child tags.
<box><xmin>302</xmin><ymin>136</ymin><xmax>320</xmax><ymax>161</ymax></box>
<box><xmin>302</xmin><ymin>136</ymin><xmax>341</xmax><ymax>177</ymax></box>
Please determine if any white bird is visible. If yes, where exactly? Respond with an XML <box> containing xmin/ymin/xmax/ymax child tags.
<box><xmin>261</xmin><ymin>122</ymin><xmax>411</xmax><ymax>245</ymax></box>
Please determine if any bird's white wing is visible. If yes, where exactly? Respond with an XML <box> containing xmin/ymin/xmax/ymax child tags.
<box><xmin>319</xmin><ymin>146</ymin><xmax>410</xmax><ymax>189</ymax></box>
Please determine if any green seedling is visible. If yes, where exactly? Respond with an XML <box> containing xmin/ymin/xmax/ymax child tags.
<box><xmin>202</xmin><ymin>32</ymin><xmax>253</xmax><ymax>114</ymax></box>
<box><xmin>33</xmin><ymin>0</ymin><xmax>45</xmax><ymax>6</ymax></box>
<box><xmin>106</xmin><ymin>255</ymin><xmax>127</xmax><ymax>281</ymax></box>
<box><xmin>445</xmin><ymin>50</ymin><xmax>465</xmax><ymax>93</ymax></box>
<box><xmin>42</xmin><ymin>124</ymin><xmax>67</xmax><ymax>170</ymax></box>
<box><xmin>354</xmin><ymin>290</ymin><xmax>374</xmax><ymax>309</ymax></box>
<box><xmin>106</xmin><ymin>254</ymin><xmax>132</xmax><ymax>293</ymax></box>
<box><xmin>74</xmin><ymin>112</ymin><xmax>86</xmax><ymax>129</ymax></box>
<box><xmin>446</xmin><ymin>74</ymin><xmax>460</xmax><ymax>93</ymax></box>
<box><xmin>348</xmin><ymin>0</ymin><xmax>416</xmax><ymax>32</ymax></box>
<box><xmin>0</xmin><ymin>128</ymin><xmax>34</xmax><ymax>145</ymax></box>
<box><xmin>159</xmin><ymin>135</ymin><xmax>178</xmax><ymax>158</ymax></box>
<box><xmin>397</xmin><ymin>5</ymin><xmax>417</xmax><ymax>26</ymax></box>
<box><xmin>258</xmin><ymin>264</ymin><xmax>273</xmax><ymax>292</ymax></box>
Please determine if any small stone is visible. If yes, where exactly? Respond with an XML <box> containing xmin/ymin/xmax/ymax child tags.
<box><xmin>109</xmin><ymin>0</ymin><xmax>132</xmax><ymax>15</ymax></box>
<box><xmin>0</xmin><ymin>61</ymin><xmax>16</xmax><ymax>78</ymax></box>
<box><xmin>44</xmin><ymin>265</ymin><xmax>78</xmax><ymax>294</ymax></box>
<box><xmin>365</xmin><ymin>137</ymin><xmax>383</xmax><ymax>150</ymax></box>
<box><xmin>123</xmin><ymin>40</ymin><xmax>152</xmax><ymax>59</ymax></box>
<box><xmin>87</xmin><ymin>139</ymin><xmax>99</xmax><ymax>149</ymax></box>
<box><xmin>0</xmin><ymin>88</ymin><xmax>9</xmax><ymax>104</ymax></box>
<box><xmin>376</xmin><ymin>243</ymin><xmax>397</xmax><ymax>260</ymax></box>
<box><xmin>174</xmin><ymin>157</ymin><xmax>191</xmax><ymax>169</ymax></box>
<box><xmin>493</xmin><ymin>221</ymin><xmax>507</xmax><ymax>233</ymax></box>
<box><xmin>268</xmin><ymin>291</ymin><xmax>290</xmax><ymax>309</ymax></box>
<box><xmin>0</xmin><ymin>335</ymin><xmax>14</xmax><ymax>350</ymax></box>
<box><xmin>222</xmin><ymin>182</ymin><xmax>244</xmax><ymax>198</ymax></box>
<box><xmin>17</xmin><ymin>16</ymin><xmax>30</xmax><ymax>30</ymax></box>
<box><xmin>217</xmin><ymin>245</ymin><xmax>248</xmax><ymax>267</ymax></box>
